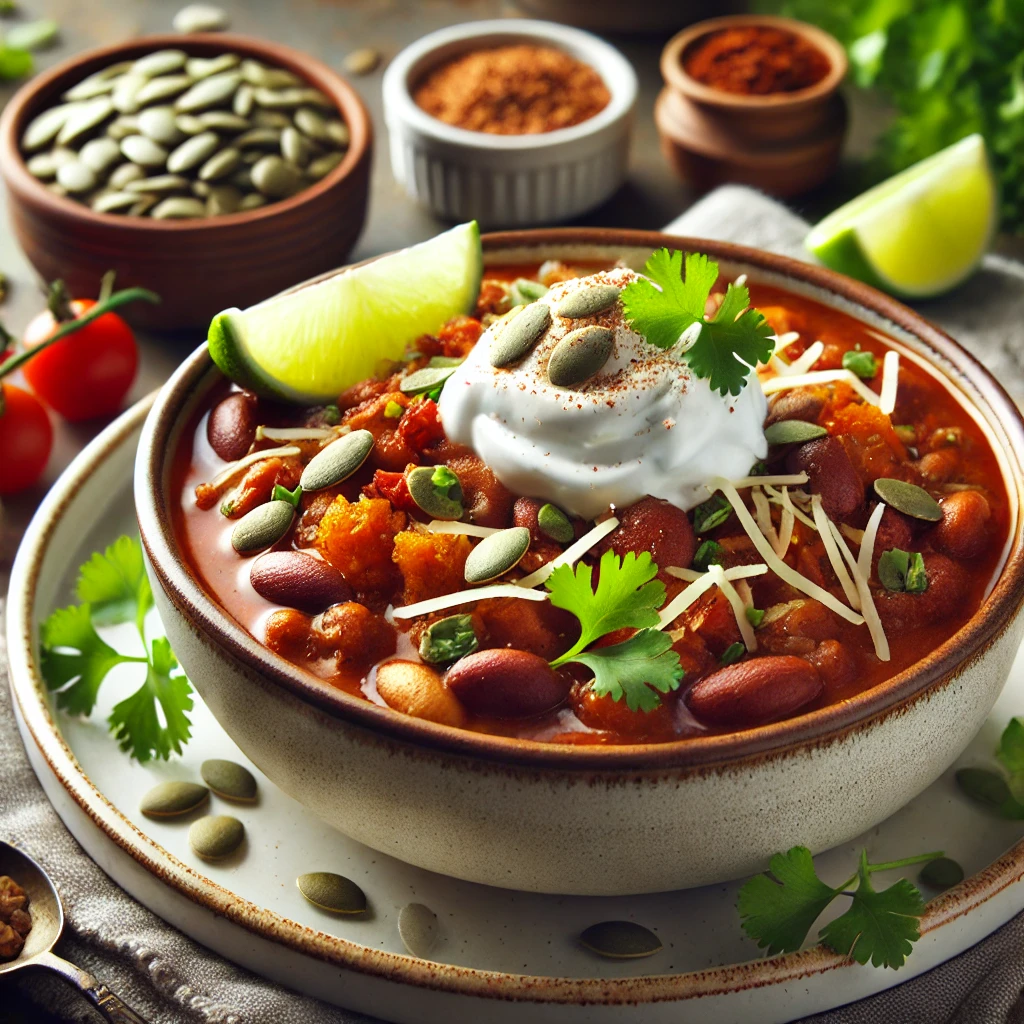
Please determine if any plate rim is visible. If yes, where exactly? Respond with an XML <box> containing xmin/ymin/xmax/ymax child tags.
<box><xmin>10</xmin><ymin>399</ymin><xmax>1024</xmax><ymax>1010</ymax></box>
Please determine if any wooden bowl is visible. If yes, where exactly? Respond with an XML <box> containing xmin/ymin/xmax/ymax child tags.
<box><xmin>654</xmin><ymin>15</ymin><xmax>848</xmax><ymax>197</ymax></box>
<box><xmin>0</xmin><ymin>33</ymin><xmax>372</xmax><ymax>332</ymax></box>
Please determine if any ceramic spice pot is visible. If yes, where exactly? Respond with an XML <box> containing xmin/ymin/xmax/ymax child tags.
<box><xmin>655</xmin><ymin>15</ymin><xmax>848</xmax><ymax>198</ymax></box>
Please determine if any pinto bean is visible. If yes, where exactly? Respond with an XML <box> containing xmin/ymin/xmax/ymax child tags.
<box><xmin>765</xmin><ymin>386</ymin><xmax>826</xmax><ymax>427</ymax></box>
<box><xmin>917</xmin><ymin>447</ymin><xmax>960</xmax><ymax>484</ymax></box>
<box><xmin>251</xmin><ymin>551</ymin><xmax>353</xmax><ymax>613</ymax></box>
<box><xmin>931</xmin><ymin>490</ymin><xmax>992</xmax><ymax>560</ymax></box>
<box><xmin>264</xmin><ymin>608</ymin><xmax>319</xmax><ymax>663</ymax></box>
<box><xmin>317</xmin><ymin>601</ymin><xmax>396</xmax><ymax>665</ymax></box>
<box><xmin>786</xmin><ymin>436</ymin><xmax>863</xmax><ymax>522</ymax></box>
<box><xmin>874</xmin><ymin>553</ymin><xmax>966</xmax><ymax>632</ymax></box>
<box><xmin>444</xmin><ymin>648</ymin><xmax>570</xmax><ymax>718</ymax></box>
<box><xmin>687</xmin><ymin>655</ymin><xmax>823</xmax><ymax>727</ymax></box>
<box><xmin>376</xmin><ymin>660</ymin><xmax>466</xmax><ymax>727</ymax></box>
<box><xmin>605</xmin><ymin>496</ymin><xmax>696</xmax><ymax>573</ymax></box>
<box><xmin>207</xmin><ymin>391</ymin><xmax>259</xmax><ymax>462</ymax></box>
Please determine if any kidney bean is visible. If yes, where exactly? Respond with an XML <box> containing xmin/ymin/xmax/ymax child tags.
<box><xmin>786</xmin><ymin>436</ymin><xmax>863</xmax><ymax>522</ymax></box>
<box><xmin>605</xmin><ymin>496</ymin><xmax>696</xmax><ymax>573</ymax></box>
<box><xmin>687</xmin><ymin>655</ymin><xmax>823</xmax><ymax>727</ymax></box>
<box><xmin>570</xmin><ymin>682</ymin><xmax>677</xmax><ymax>739</ymax></box>
<box><xmin>874</xmin><ymin>553</ymin><xmax>966</xmax><ymax>632</ymax></box>
<box><xmin>207</xmin><ymin>391</ymin><xmax>259</xmax><ymax>462</ymax></box>
<box><xmin>476</xmin><ymin>598</ymin><xmax>579</xmax><ymax>662</ymax></box>
<box><xmin>931</xmin><ymin>490</ymin><xmax>992</xmax><ymax>560</ymax></box>
<box><xmin>376</xmin><ymin>660</ymin><xmax>466</xmax><ymax>727</ymax></box>
<box><xmin>874</xmin><ymin>506</ymin><xmax>914</xmax><ymax>556</ymax></box>
<box><xmin>805</xmin><ymin>639</ymin><xmax>859</xmax><ymax>689</ymax></box>
<box><xmin>758</xmin><ymin>599</ymin><xmax>839</xmax><ymax>656</ymax></box>
<box><xmin>431</xmin><ymin>440</ymin><xmax>514</xmax><ymax>527</ymax></box>
<box><xmin>444</xmin><ymin>648</ymin><xmax>570</xmax><ymax>718</ymax></box>
<box><xmin>317</xmin><ymin>601</ymin><xmax>396</xmax><ymax>665</ymax></box>
<box><xmin>678</xmin><ymin>587</ymin><xmax>742</xmax><ymax>657</ymax></box>
<box><xmin>765</xmin><ymin>386</ymin><xmax>826</xmax><ymax>427</ymax></box>
<box><xmin>251</xmin><ymin>550</ymin><xmax>353</xmax><ymax>614</ymax></box>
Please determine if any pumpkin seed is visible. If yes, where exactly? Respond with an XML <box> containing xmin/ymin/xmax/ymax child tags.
<box><xmin>956</xmin><ymin>767</ymin><xmax>1011</xmax><ymax>808</ymax></box>
<box><xmin>294</xmin><ymin>106</ymin><xmax>328</xmax><ymax>141</ymax></box>
<box><xmin>137</xmin><ymin>105</ymin><xmax>185</xmax><ymax>146</ymax></box>
<box><xmin>56</xmin><ymin>161</ymin><xmax>97</xmax><ymax>194</ymax></box>
<box><xmin>407</xmin><ymin>465</ymin><xmax>464</xmax><ymax>521</ymax></box>
<box><xmin>233</xmin><ymin>83</ymin><xmax>255</xmax><ymax>117</ymax></box>
<box><xmin>296</xmin><ymin>872</ymin><xmax>366</xmax><ymax>914</ymax></box>
<box><xmin>186</xmin><ymin>54</ymin><xmax>239</xmax><ymax>80</ymax></box>
<box><xmin>57</xmin><ymin>97</ymin><xmax>115</xmax><ymax>145</ymax></box>
<box><xmin>198</xmin><ymin>147</ymin><xmax>240</xmax><ymax>180</ymax></box>
<box><xmin>175</xmin><ymin>71</ymin><xmax>242</xmax><ymax>113</ymax></box>
<box><xmin>188</xmin><ymin>814</ymin><xmax>245</xmax><ymax>860</ymax></box>
<box><xmin>151</xmin><ymin>196</ymin><xmax>207</xmax><ymax>219</ymax></box>
<box><xmin>239</xmin><ymin>192</ymin><xmax>266</xmax><ymax>210</ymax></box>
<box><xmin>106</xmin><ymin>115</ymin><xmax>140</xmax><ymax>140</ymax></box>
<box><xmin>251</xmin><ymin>154</ymin><xmax>301</xmax><ymax>197</ymax></box>
<box><xmin>764</xmin><ymin>420</ymin><xmax>828</xmax><ymax>446</ymax></box>
<box><xmin>464</xmin><ymin>527</ymin><xmax>530</xmax><ymax>584</ymax></box>
<box><xmin>231</xmin><ymin>166</ymin><xmax>253</xmax><ymax>189</ymax></box>
<box><xmin>128</xmin><ymin>196</ymin><xmax>158</xmax><ymax>216</ymax></box>
<box><xmin>344</xmin><ymin>48</ymin><xmax>380</xmax><ymax>75</ymax></box>
<box><xmin>133</xmin><ymin>50</ymin><xmax>188</xmax><ymax>77</ymax></box>
<box><xmin>120</xmin><ymin>134</ymin><xmax>168</xmax><ymax>167</ymax></box>
<box><xmin>7</xmin><ymin>18</ymin><xmax>58</xmax><ymax>51</ymax></box>
<box><xmin>579</xmin><ymin>921</ymin><xmax>662</xmax><ymax>959</ymax></box>
<box><xmin>126</xmin><ymin>174</ymin><xmax>191</xmax><ymax>194</ymax></box>
<box><xmin>22</xmin><ymin>103</ymin><xmax>78</xmax><ymax>150</ymax></box>
<box><xmin>92</xmin><ymin>191</ymin><xmax>140</xmax><ymax>213</ymax></box>
<box><xmin>79</xmin><ymin>136</ymin><xmax>122</xmax><ymax>173</ymax></box>
<box><xmin>919</xmin><ymin>856</ymin><xmax>964</xmax><ymax>891</ymax></box>
<box><xmin>873</xmin><ymin>478</ymin><xmax>943</xmax><ymax>522</ymax></box>
<box><xmin>325</xmin><ymin>119</ymin><xmax>349</xmax><ymax>147</ymax></box>
<box><xmin>555</xmin><ymin>283</ymin><xmax>620</xmax><ymax>319</ymax></box>
<box><xmin>398</xmin><ymin>903</ymin><xmax>439</xmax><ymax>958</ymax></box>
<box><xmin>201</xmin><ymin>758</ymin><xmax>257</xmax><ymax>802</ymax></box>
<box><xmin>509</xmin><ymin>277</ymin><xmax>548</xmax><ymax>305</ymax></box>
<box><xmin>174</xmin><ymin>113</ymin><xmax>206</xmax><ymax>135</ymax></box>
<box><xmin>537</xmin><ymin>503</ymin><xmax>574</xmax><ymax>543</ymax></box>
<box><xmin>140</xmin><ymin>780</ymin><xmax>209</xmax><ymax>817</ymax></box>
<box><xmin>419</xmin><ymin>614</ymin><xmax>478</xmax><ymax>665</ymax></box>
<box><xmin>197</xmin><ymin>110</ymin><xmax>249</xmax><ymax>132</ymax></box>
<box><xmin>205</xmin><ymin>184</ymin><xmax>242</xmax><ymax>215</ymax></box>
<box><xmin>489</xmin><ymin>302</ymin><xmax>551</xmax><ymax>368</ymax></box>
<box><xmin>111</xmin><ymin>73</ymin><xmax>149</xmax><ymax>114</ymax></box>
<box><xmin>26</xmin><ymin>152</ymin><xmax>60</xmax><ymax>179</ymax></box>
<box><xmin>254</xmin><ymin>86</ymin><xmax>330</xmax><ymax>110</ymax></box>
<box><xmin>400</xmin><ymin>365</ymin><xmax>457</xmax><ymax>396</ymax></box>
<box><xmin>242</xmin><ymin>62</ymin><xmax>300</xmax><ymax>89</ymax></box>
<box><xmin>234</xmin><ymin>127</ymin><xmax>281</xmax><ymax>149</ymax></box>
<box><xmin>547</xmin><ymin>325</ymin><xmax>614</xmax><ymax>388</ymax></box>
<box><xmin>252</xmin><ymin>108</ymin><xmax>290</xmax><ymax>128</ymax></box>
<box><xmin>299</xmin><ymin>429</ymin><xmax>374</xmax><ymax>491</ymax></box>
<box><xmin>136</xmin><ymin>74</ymin><xmax>195</xmax><ymax>107</ymax></box>
<box><xmin>108</xmin><ymin>162</ymin><xmax>146</xmax><ymax>188</ymax></box>
<box><xmin>167</xmin><ymin>131</ymin><xmax>219</xmax><ymax>172</ymax></box>
<box><xmin>280</xmin><ymin>126</ymin><xmax>309</xmax><ymax>167</ymax></box>
<box><xmin>64</xmin><ymin>64</ymin><xmax>132</xmax><ymax>101</ymax></box>
<box><xmin>173</xmin><ymin>3</ymin><xmax>230</xmax><ymax>33</ymax></box>
<box><xmin>308</xmin><ymin>151</ymin><xmax>343</xmax><ymax>179</ymax></box>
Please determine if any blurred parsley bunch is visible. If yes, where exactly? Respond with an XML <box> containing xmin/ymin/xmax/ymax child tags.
<box><xmin>775</xmin><ymin>0</ymin><xmax>1024</xmax><ymax>232</ymax></box>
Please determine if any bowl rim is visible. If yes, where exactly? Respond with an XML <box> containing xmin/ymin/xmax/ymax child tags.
<box><xmin>137</xmin><ymin>227</ymin><xmax>1024</xmax><ymax>773</ymax></box>
<box><xmin>660</xmin><ymin>14</ymin><xmax>849</xmax><ymax>111</ymax></box>
<box><xmin>381</xmin><ymin>18</ymin><xmax>638</xmax><ymax>152</ymax></box>
<box><xmin>0</xmin><ymin>31</ymin><xmax>372</xmax><ymax>232</ymax></box>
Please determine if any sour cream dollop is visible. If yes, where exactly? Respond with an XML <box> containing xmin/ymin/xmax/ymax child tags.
<box><xmin>438</xmin><ymin>267</ymin><xmax>768</xmax><ymax>520</ymax></box>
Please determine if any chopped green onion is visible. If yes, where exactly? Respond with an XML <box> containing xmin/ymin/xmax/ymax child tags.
<box><xmin>842</xmin><ymin>348</ymin><xmax>878</xmax><ymax>380</ymax></box>
<box><xmin>878</xmin><ymin>548</ymin><xmax>929</xmax><ymax>593</ymax></box>
<box><xmin>692</xmin><ymin>539</ymin><xmax>725</xmax><ymax>572</ymax></box>
<box><xmin>693</xmin><ymin>494</ymin><xmax>732</xmax><ymax>533</ymax></box>
<box><xmin>745</xmin><ymin>606</ymin><xmax>765</xmax><ymax>628</ymax></box>
<box><xmin>720</xmin><ymin>642</ymin><xmax>745</xmax><ymax>666</ymax></box>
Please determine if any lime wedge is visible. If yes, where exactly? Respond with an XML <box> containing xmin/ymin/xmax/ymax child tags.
<box><xmin>806</xmin><ymin>135</ymin><xmax>996</xmax><ymax>299</ymax></box>
<box><xmin>209</xmin><ymin>221</ymin><xmax>482</xmax><ymax>402</ymax></box>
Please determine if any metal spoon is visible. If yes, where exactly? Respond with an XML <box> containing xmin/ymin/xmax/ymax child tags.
<box><xmin>0</xmin><ymin>840</ymin><xmax>150</xmax><ymax>1022</ymax></box>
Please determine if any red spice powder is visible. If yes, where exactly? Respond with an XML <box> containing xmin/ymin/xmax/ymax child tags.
<box><xmin>413</xmin><ymin>44</ymin><xmax>611</xmax><ymax>135</ymax></box>
<box><xmin>683</xmin><ymin>27</ymin><xmax>830</xmax><ymax>96</ymax></box>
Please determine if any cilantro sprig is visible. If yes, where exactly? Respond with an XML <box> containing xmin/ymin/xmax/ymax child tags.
<box><xmin>40</xmin><ymin>535</ymin><xmax>193</xmax><ymax>762</ymax></box>
<box><xmin>738</xmin><ymin>845</ymin><xmax>941</xmax><ymax>969</ymax></box>
<box><xmin>545</xmin><ymin>549</ymin><xmax>684</xmax><ymax>712</ymax></box>
<box><xmin>956</xmin><ymin>716</ymin><xmax>1024</xmax><ymax>817</ymax></box>
<box><xmin>620</xmin><ymin>249</ymin><xmax>774</xmax><ymax>397</ymax></box>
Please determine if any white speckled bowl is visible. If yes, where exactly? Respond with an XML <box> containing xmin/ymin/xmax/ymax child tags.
<box><xmin>136</xmin><ymin>229</ymin><xmax>1024</xmax><ymax>896</ymax></box>
<box><xmin>382</xmin><ymin>21</ymin><xmax>637</xmax><ymax>227</ymax></box>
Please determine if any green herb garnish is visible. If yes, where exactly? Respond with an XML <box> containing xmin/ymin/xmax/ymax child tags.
<box><xmin>745</xmin><ymin>606</ymin><xmax>765</xmax><ymax>629</ymax></box>
<box><xmin>878</xmin><ymin>548</ymin><xmax>928</xmax><ymax>593</ymax></box>
<box><xmin>956</xmin><ymin>716</ymin><xmax>1024</xmax><ymax>817</ymax></box>
<box><xmin>620</xmin><ymin>249</ymin><xmax>774</xmax><ymax>397</ymax></box>
<box><xmin>272</xmin><ymin>482</ymin><xmax>303</xmax><ymax>508</ymax></box>
<box><xmin>40</xmin><ymin>535</ymin><xmax>193</xmax><ymax>762</ymax></box>
<box><xmin>738</xmin><ymin>845</ymin><xmax>941</xmax><ymax>969</ymax></box>
<box><xmin>842</xmin><ymin>348</ymin><xmax>878</xmax><ymax>380</ymax></box>
<box><xmin>693</xmin><ymin>493</ymin><xmax>732</xmax><ymax>533</ymax></box>
<box><xmin>546</xmin><ymin>549</ymin><xmax>684</xmax><ymax>712</ymax></box>
<box><xmin>720</xmin><ymin>641</ymin><xmax>746</xmax><ymax>666</ymax></box>
<box><xmin>419</xmin><ymin>614</ymin><xmax>478</xmax><ymax>665</ymax></box>
<box><xmin>692</xmin><ymin>539</ymin><xmax>725</xmax><ymax>572</ymax></box>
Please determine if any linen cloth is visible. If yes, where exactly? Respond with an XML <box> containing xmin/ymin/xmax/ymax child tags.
<box><xmin>3</xmin><ymin>185</ymin><xmax>1024</xmax><ymax>1023</ymax></box>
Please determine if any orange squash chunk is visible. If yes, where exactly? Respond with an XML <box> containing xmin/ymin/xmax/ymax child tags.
<box><xmin>392</xmin><ymin>530</ymin><xmax>471</xmax><ymax>605</ymax></box>
<box><xmin>316</xmin><ymin>496</ymin><xmax>405</xmax><ymax>595</ymax></box>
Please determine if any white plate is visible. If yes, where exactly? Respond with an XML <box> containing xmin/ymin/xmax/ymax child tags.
<box><xmin>9</xmin><ymin>397</ymin><xmax>1024</xmax><ymax>1024</ymax></box>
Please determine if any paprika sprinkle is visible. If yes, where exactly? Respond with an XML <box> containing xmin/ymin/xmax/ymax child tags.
<box><xmin>683</xmin><ymin>26</ymin><xmax>830</xmax><ymax>96</ymax></box>
<box><xmin>412</xmin><ymin>44</ymin><xmax>610</xmax><ymax>135</ymax></box>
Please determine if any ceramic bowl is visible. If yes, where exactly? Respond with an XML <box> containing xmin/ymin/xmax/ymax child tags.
<box><xmin>655</xmin><ymin>15</ymin><xmax>848</xmax><ymax>197</ymax></box>
<box><xmin>0</xmin><ymin>33</ymin><xmax>372</xmax><ymax>332</ymax></box>
<box><xmin>381</xmin><ymin>20</ymin><xmax>636</xmax><ymax>227</ymax></box>
<box><xmin>136</xmin><ymin>229</ymin><xmax>1024</xmax><ymax>896</ymax></box>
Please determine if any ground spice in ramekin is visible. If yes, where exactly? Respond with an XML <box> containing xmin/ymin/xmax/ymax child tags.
<box><xmin>412</xmin><ymin>44</ymin><xmax>611</xmax><ymax>135</ymax></box>
<box><xmin>683</xmin><ymin>26</ymin><xmax>830</xmax><ymax>95</ymax></box>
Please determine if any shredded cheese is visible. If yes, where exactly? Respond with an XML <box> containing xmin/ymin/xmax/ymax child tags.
<box><xmin>857</xmin><ymin>502</ymin><xmax>886</xmax><ymax>582</ymax></box>
<box><xmin>776</xmin><ymin>486</ymin><xmax>796</xmax><ymax>557</ymax></box>
<box><xmin>810</xmin><ymin>495</ymin><xmax>861</xmax><ymax>611</ymax></box>
<box><xmin>879</xmin><ymin>350</ymin><xmax>900</xmax><ymax>416</ymax></box>
<box><xmin>665</xmin><ymin>564</ymin><xmax>768</xmax><ymax>584</ymax></box>
<box><xmin>516</xmin><ymin>516</ymin><xmax>620</xmax><ymax>589</ymax></box>
<box><xmin>392</xmin><ymin>584</ymin><xmax>548</xmax><ymax>620</ymax></box>
<box><xmin>762</xmin><ymin>369</ymin><xmax>881</xmax><ymax>407</ymax></box>
<box><xmin>828</xmin><ymin>519</ymin><xmax>890</xmax><ymax>662</ymax></box>
<box><xmin>709</xmin><ymin>564</ymin><xmax>757</xmax><ymax>652</ymax></box>
<box><xmin>657</xmin><ymin>573</ymin><xmax>719</xmax><ymax>630</ymax></box>
<box><xmin>209</xmin><ymin>446</ymin><xmax>301</xmax><ymax>489</ymax></box>
<box><xmin>710</xmin><ymin>478</ymin><xmax>864</xmax><ymax>625</ymax></box>
<box><xmin>780</xmin><ymin>341</ymin><xmax>825</xmax><ymax>376</ymax></box>
<box><xmin>728</xmin><ymin>472</ymin><xmax>808</xmax><ymax>489</ymax></box>
<box><xmin>763</xmin><ymin>331</ymin><xmax>801</xmax><ymax>371</ymax></box>
<box><xmin>425</xmin><ymin>520</ymin><xmax>500</xmax><ymax>538</ymax></box>
<box><xmin>841</xmin><ymin>524</ymin><xmax>865</xmax><ymax>545</ymax></box>
<box><xmin>255</xmin><ymin>426</ymin><xmax>340</xmax><ymax>442</ymax></box>
<box><xmin>751</xmin><ymin>487</ymin><xmax>781</xmax><ymax>552</ymax></box>
<box><xmin>762</xmin><ymin>484</ymin><xmax>818</xmax><ymax>530</ymax></box>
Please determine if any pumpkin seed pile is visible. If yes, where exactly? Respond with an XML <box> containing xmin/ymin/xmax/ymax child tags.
<box><xmin>22</xmin><ymin>48</ymin><xmax>350</xmax><ymax>219</ymax></box>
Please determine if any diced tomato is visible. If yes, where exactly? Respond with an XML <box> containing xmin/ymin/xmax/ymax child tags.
<box><xmin>398</xmin><ymin>398</ymin><xmax>444</xmax><ymax>453</ymax></box>
<box><xmin>368</xmin><ymin>469</ymin><xmax>419</xmax><ymax>514</ymax></box>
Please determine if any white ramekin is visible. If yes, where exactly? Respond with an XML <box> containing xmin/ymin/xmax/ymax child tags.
<box><xmin>382</xmin><ymin>20</ymin><xmax>637</xmax><ymax>227</ymax></box>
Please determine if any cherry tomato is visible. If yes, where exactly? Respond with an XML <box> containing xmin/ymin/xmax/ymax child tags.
<box><xmin>0</xmin><ymin>383</ymin><xmax>53</xmax><ymax>494</ymax></box>
<box><xmin>22</xmin><ymin>299</ymin><xmax>138</xmax><ymax>421</ymax></box>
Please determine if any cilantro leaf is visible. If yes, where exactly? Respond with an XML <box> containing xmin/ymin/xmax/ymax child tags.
<box><xmin>565</xmin><ymin>628</ymin><xmax>684</xmax><ymax>712</ymax></box>
<box><xmin>998</xmin><ymin>717</ymin><xmax>1024</xmax><ymax>778</ymax></box>
<box><xmin>738</xmin><ymin>846</ymin><xmax>839</xmax><ymax>956</ymax></box>
<box><xmin>620</xmin><ymin>248</ymin><xmax>773</xmax><ymax>396</ymax></box>
<box><xmin>547</xmin><ymin>549</ymin><xmax>665</xmax><ymax>665</ymax></box>
<box><xmin>820</xmin><ymin>852</ymin><xmax>925</xmax><ymax>970</ymax></box>
<box><xmin>40</xmin><ymin>604</ymin><xmax>141</xmax><ymax>716</ymax></box>
<box><xmin>108</xmin><ymin>638</ymin><xmax>193</xmax><ymax>763</ymax></box>
<box><xmin>75</xmin><ymin>535</ymin><xmax>152</xmax><ymax>626</ymax></box>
